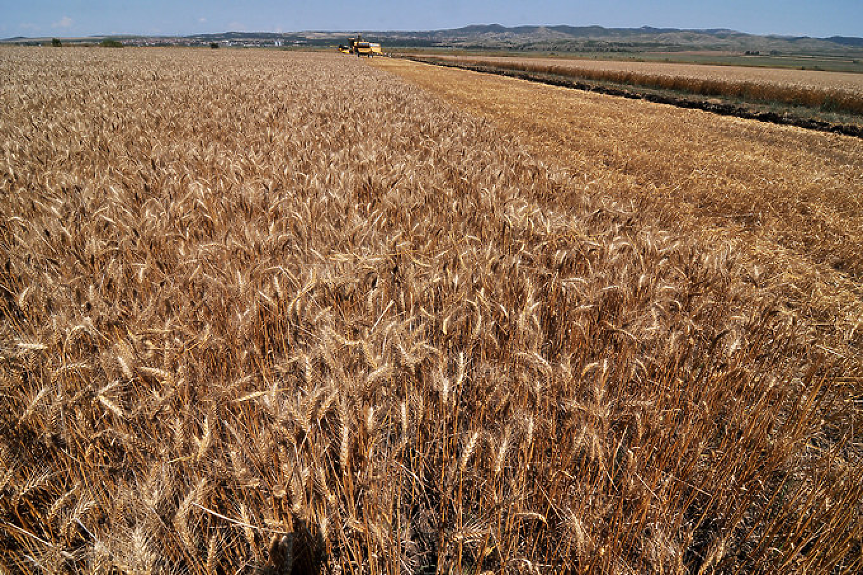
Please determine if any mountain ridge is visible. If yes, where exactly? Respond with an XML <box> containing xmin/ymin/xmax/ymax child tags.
<box><xmin>4</xmin><ymin>24</ymin><xmax>862</xmax><ymax>53</ymax></box>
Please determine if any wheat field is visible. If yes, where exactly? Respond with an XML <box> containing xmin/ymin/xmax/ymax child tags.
<box><xmin>1</xmin><ymin>47</ymin><xmax>862</xmax><ymax>574</ymax></box>
<box><xmin>374</xmin><ymin>57</ymin><xmax>863</xmax><ymax>364</ymax></box>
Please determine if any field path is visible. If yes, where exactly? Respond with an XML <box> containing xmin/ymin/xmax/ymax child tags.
<box><xmin>373</xmin><ymin>57</ymin><xmax>863</xmax><ymax>367</ymax></box>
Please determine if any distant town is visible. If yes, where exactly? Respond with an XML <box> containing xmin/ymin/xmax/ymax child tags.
<box><xmin>1</xmin><ymin>33</ymin><xmax>322</xmax><ymax>48</ymax></box>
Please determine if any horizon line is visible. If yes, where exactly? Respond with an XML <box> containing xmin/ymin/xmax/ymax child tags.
<box><xmin>4</xmin><ymin>23</ymin><xmax>862</xmax><ymax>43</ymax></box>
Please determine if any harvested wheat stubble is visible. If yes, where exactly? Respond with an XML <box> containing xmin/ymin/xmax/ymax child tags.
<box><xmin>404</xmin><ymin>55</ymin><xmax>863</xmax><ymax>139</ymax></box>
<box><xmin>1</xmin><ymin>47</ymin><xmax>862</xmax><ymax>575</ymax></box>
<box><xmin>425</xmin><ymin>54</ymin><xmax>863</xmax><ymax>115</ymax></box>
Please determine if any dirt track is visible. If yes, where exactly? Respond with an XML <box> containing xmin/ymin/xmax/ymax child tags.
<box><xmin>373</xmin><ymin>57</ymin><xmax>863</xmax><ymax>370</ymax></box>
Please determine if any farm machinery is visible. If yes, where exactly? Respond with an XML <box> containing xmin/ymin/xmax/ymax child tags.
<box><xmin>338</xmin><ymin>34</ymin><xmax>382</xmax><ymax>57</ymax></box>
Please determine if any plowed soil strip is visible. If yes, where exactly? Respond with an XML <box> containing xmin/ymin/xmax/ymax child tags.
<box><xmin>372</xmin><ymin>57</ymin><xmax>863</xmax><ymax>368</ymax></box>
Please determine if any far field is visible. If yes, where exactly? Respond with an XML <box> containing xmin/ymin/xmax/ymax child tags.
<box><xmin>422</xmin><ymin>54</ymin><xmax>863</xmax><ymax>98</ymax></box>
<box><xmin>402</xmin><ymin>54</ymin><xmax>863</xmax><ymax>121</ymax></box>
<box><xmin>624</xmin><ymin>51</ymin><xmax>863</xmax><ymax>73</ymax></box>
<box><xmin>1</xmin><ymin>47</ymin><xmax>862</xmax><ymax>574</ymax></box>
<box><xmin>394</xmin><ymin>49</ymin><xmax>863</xmax><ymax>74</ymax></box>
<box><xmin>583</xmin><ymin>51</ymin><xmax>863</xmax><ymax>73</ymax></box>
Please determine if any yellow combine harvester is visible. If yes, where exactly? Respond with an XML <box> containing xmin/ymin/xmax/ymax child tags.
<box><xmin>338</xmin><ymin>34</ymin><xmax>382</xmax><ymax>57</ymax></box>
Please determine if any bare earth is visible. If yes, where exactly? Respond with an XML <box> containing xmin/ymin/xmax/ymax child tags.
<box><xmin>372</xmin><ymin>57</ymin><xmax>863</xmax><ymax>369</ymax></box>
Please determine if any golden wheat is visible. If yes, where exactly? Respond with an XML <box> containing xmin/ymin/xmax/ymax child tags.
<box><xmin>0</xmin><ymin>46</ymin><xmax>861</xmax><ymax>575</ymax></box>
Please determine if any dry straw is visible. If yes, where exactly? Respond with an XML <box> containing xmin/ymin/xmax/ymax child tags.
<box><xmin>0</xmin><ymin>46</ymin><xmax>860</xmax><ymax>575</ymax></box>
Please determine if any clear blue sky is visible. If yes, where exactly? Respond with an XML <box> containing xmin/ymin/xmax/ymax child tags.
<box><xmin>2</xmin><ymin>0</ymin><xmax>861</xmax><ymax>39</ymax></box>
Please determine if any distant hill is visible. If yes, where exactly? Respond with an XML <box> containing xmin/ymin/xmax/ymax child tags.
<box><xmin>383</xmin><ymin>24</ymin><xmax>863</xmax><ymax>53</ymax></box>
<box><xmin>3</xmin><ymin>24</ymin><xmax>862</xmax><ymax>54</ymax></box>
<box><xmin>827</xmin><ymin>36</ymin><xmax>863</xmax><ymax>47</ymax></box>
